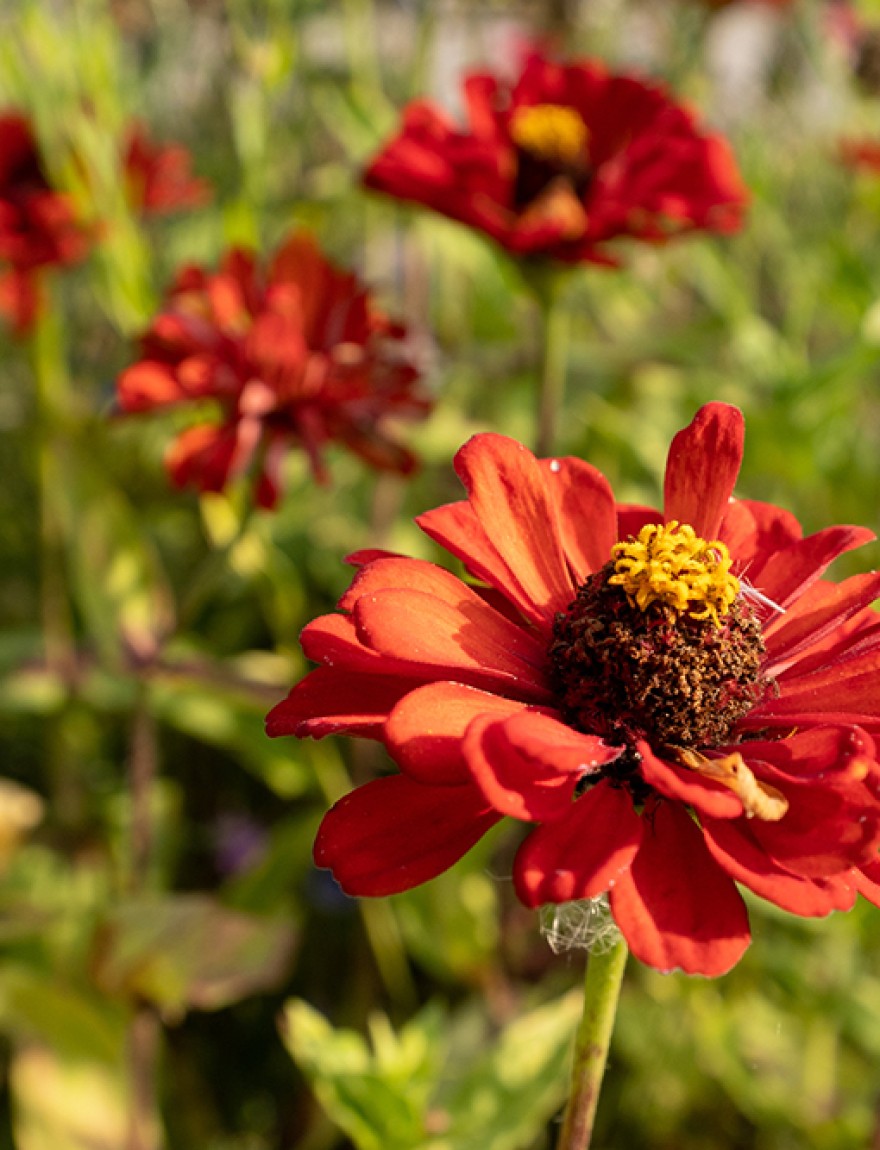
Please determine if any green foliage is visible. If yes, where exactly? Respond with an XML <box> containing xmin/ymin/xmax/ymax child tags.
<box><xmin>284</xmin><ymin>990</ymin><xmax>583</xmax><ymax>1150</ymax></box>
<box><xmin>0</xmin><ymin>1</ymin><xmax>880</xmax><ymax>1148</ymax></box>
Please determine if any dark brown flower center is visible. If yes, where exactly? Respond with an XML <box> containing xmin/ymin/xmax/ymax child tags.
<box><xmin>549</xmin><ymin>524</ymin><xmax>771</xmax><ymax>753</ymax></box>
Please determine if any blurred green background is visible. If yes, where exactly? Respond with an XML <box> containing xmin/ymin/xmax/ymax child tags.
<box><xmin>3</xmin><ymin>0</ymin><xmax>880</xmax><ymax>1147</ymax></box>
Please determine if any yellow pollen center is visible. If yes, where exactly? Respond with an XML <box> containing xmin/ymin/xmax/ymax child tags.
<box><xmin>609</xmin><ymin>521</ymin><xmax>740</xmax><ymax>626</ymax></box>
<box><xmin>509</xmin><ymin>104</ymin><xmax>589</xmax><ymax>167</ymax></box>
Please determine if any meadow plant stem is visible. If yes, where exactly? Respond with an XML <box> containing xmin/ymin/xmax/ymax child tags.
<box><xmin>536</xmin><ymin>286</ymin><xmax>570</xmax><ymax>458</ymax></box>
<box><xmin>31</xmin><ymin>295</ymin><xmax>76</xmax><ymax>680</ymax></box>
<box><xmin>126</xmin><ymin>693</ymin><xmax>162</xmax><ymax>1150</ymax></box>
<box><xmin>556</xmin><ymin>937</ymin><xmax>628</xmax><ymax>1150</ymax></box>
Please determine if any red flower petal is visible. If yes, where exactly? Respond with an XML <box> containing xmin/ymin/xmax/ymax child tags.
<box><xmin>266</xmin><ymin>667</ymin><xmax>408</xmax><ymax>739</ymax></box>
<box><xmin>313</xmin><ymin>774</ymin><xmax>500</xmax><ymax>896</ymax></box>
<box><xmin>702</xmin><ymin>819</ymin><xmax>857</xmax><ymax>916</ymax></box>
<box><xmin>749</xmin><ymin>525</ymin><xmax>876</xmax><ymax>611</ymax></box>
<box><xmin>453</xmin><ymin>434</ymin><xmax>574</xmax><ymax>623</ymax></box>
<box><xmin>734</xmin><ymin>727</ymin><xmax>880</xmax><ymax>876</ymax></box>
<box><xmin>464</xmin><ymin>711</ymin><xmax>621</xmax><ymax>821</ymax></box>
<box><xmin>386</xmin><ymin>682</ymin><xmax>537</xmax><ymax>786</ymax></box>
<box><xmin>539</xmin><ymin>456</ymin><xmax>617</xmax><ymax>581</ymax></box>
<box><xmin>339</xmin><ymin>557</ymin><xmax>550</xmax><ymax>687</ymax></box>
<box><xmin>854</xmin><ymin>860</ymin><xmax>880</xmax><ymax>907</ymax></box>
<box><xmin>417</xmin><ymin>500</ymin><xmax>547</xmax><ymax>628</ymax></box>
<box><xmin>353</xmin><ymin>587</ymin><xmax>554</xmax><ymax>702</ymax></box>
<box><xmin>513</xmin><ymin>781</ymin><xmax>643</xmax><ymax>906</ymax></box>
<box><xmin>637</xmin><ymin>742</ymin><xmax>743</xmax><ymax>819</ymax></box>
<box><xmin>763</xmin><ymin>572</ymin><xmax>880</xmax><ymax>672</ymax></box>
<box><xmin>609</xmin><ymin>802</ymin><xmax>750</xmax><ymax>976</ymax></box>
<box><xmin>663</xmin><ymin>402</ymin><xmax>744</xmax><ymax>539</ymax></box>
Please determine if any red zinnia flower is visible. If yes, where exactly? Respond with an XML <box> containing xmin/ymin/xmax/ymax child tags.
<box><xmin>363</xmin><ymin>50</ymin><xmax>747</xmax><ymax>265</ymax></box>
<box><xmin>268</xmin><ymin>403</ymin><xmax>880</xmax><ymax>976</ymax></box>
<box><xmin>122</xmin><ymin>124</ymin><xmax>212</xmax><ymax>216</ymax></box>
<box><xmin>117</xmin><ymin>232</ymin><xmax>428</xmax><ymax>507</ymax></box>
<box><xmin>0</xmin><ymin>111</ymin><xmax>91</xmax><ymax>333</ymax></box>
<box><xmin>838</xmin><ymin>138</ymin><xmax>880</xmax><ymax>173</ymax></box>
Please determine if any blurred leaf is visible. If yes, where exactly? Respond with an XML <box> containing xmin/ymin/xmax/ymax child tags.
<box><xmin>283</xmin><ymin>990</ymin><xmax>582</xmax><ymax>1150</ymax></box>
<box><xmin>10</xmin><ymin>1043</ymin><xmax>132</xmax><ymax>1150</ymax></box>
<box><xmin>92</xmin><ymin>893</ymin><xmax>296</xmax><ymax>1018</ymax></box>
<box><xmin>393</xmin><ymin>851</ymin><xmax>500</xmax><ymax>985</ymax></box>
<box><xmin>63</xmin><ymin>452</ymin><xmax>175</xmax><ymax>669</ymax></box>
<box><xmin>0</xmin><ymin>965</ymin><xmax>125</xmax><ymax>1065</ymax></box>
<box><xmin>435</xmin><ymin>990</ymin><xmax>582</xmax><ymax>1150</ymax></box>
<box><xmin>150</xmin><ymin>661</ymin><xmax>310</xmax><ymax>797</ymax></box>
<box><xmin>281</xmin><ymin>999</ymin><xmax>444</xmax><ymax>1150</ymax></box>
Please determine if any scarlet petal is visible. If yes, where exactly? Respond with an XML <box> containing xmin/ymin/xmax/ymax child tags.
<box><xmin>637</xmin><ymin>742</ymin><xmax>743</xmax><ymax>820</ymax></box>
<box><xmin>353</xmin><ymin>587</ymin><xmax>554</xmax><ymax>702</ymax></box>
<box><xmin>386</xmin><ymin>682</ymin><xmax>535</xmax><ymax>786</ymax></box>
<box><xmin>266</xmin><ymin>668</ymin><xmax>407</xmax><ymax>739</ymax></box>
<box><xmin>339</xmin><ymin>557</ymin><xmax>550</xmax><ymax>688</ymax></box>
<box><xmin>702</xmin><ymin>820</ymin><xmax>857</xmax><ymax>916</ymax></box>
<box><xmin>539</xmin><ymin>456</ymin><xmax>617</xmax><ymax>581</ymax></box>
<box><xmin>313</xmin><ymin>775</ymin><xmax>499</xmax><ymax>896</ymax></box>
<box><xmin>763</xmin><ymin>573</ymin><xmax>880</xmax><ymax>671</ymax></box>
<box><xmin>417</xmin><ymin>500</ymin><xmax>545</xmax><ymax>628</ymax></box>
<box><xmin>735</xmin><ymin>727</ymin><xmax>880</xmax><ymax>877</ymax></box>
<box><xmin>116</xmin><ymin>360</ymin><xmax>184</xmax><ymax>410</ymax></box>
<box><xmin>663</xmin><ymin>403</ymin><xmax>744</xmax><ymax>539</ymax></box>
<box><xmin>464</xmin><ymin>712</ymin><xmax>621</xmax><ymax>821</ymax></box>
<box><xmin>749</xmin><ymin>525</ymin><xmax>876</xmax><ymax>611</ymax></box>
<box><xmin>512</xmin><ymin>781</ymin><xmax>643</xmax><ymax>906</ymax></box>
<box><xmin>609</xmin><ymin>802</ymin><xmax>750</xmax><ymax>976</ymax></box>
<box><xmin>854</xmin><ymin>860</ymin><xmax>880</xmax><ymax>907</ymax></box>
<box><xmin>453</xmin><ymin>434</ymin><xmax>574</xmax><ymax>623</ymax></box>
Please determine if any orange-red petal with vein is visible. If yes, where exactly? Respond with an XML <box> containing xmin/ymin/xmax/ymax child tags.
<box><xmin>663</xmin><ymin>403</ymin><xmax>744</xmax><ymax>539</ymax></box>
<box><xmin>513</xmin><ymin>781</ymin><xmax>643</xmax><ymax>906</ymax></box>
<box><xmin>703</xmin><ymin>819</ymin><xmax>857</xmax><ymax>916</ymax></box>
<box><xmin>313</xmin><ymin>774</ymin><xmax>500</xmax><ymax>896</ymax></box>
<box><xmin>464</xmin><ymin>711</ymin><xmax>621</xmax><ymax>821</ymax></box>
<box><xmin>610</xmin><ymin>802</ymin><xmax>750</xmax><ymax>976</ymax></box>
<box><xmin>386</xmin><ymin>682</ymin><xmax>535</xmax><ymax>785</ymax></box>
<box><xmin>454</xmin><ymin>434</ymin><xmax>574</xmax><ymax>623</ymax></box>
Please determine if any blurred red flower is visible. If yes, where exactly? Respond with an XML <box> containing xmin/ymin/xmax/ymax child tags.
<box><xmin>363</xmin><ymin>50</ymin><xmax>747</xmax><ymax>265</ymax></box>
<box><xmin>269</xmin><ymin>403</ymin><xmax>880</xmax><ymax>976</ymax></box>
<box><xmin>117</xmin><ymin>232</ymin><xmax>428</xmax><ymax>507</ymax></box>
<box><xmin>0</xmin><ymin>111</ymin><xmax>91</xmax><ymax>333</ymax></box>
<box><xmin>838</xmin><ymin>138</ymin><xmax>880</xmax><ymax>172</ymax></box>
<box><xmin>122</xmin><ymin>124</ymin><xmax>212</xmax><ymax>215</ymax></box>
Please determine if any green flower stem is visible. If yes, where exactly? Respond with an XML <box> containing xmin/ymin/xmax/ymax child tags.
<box><xmin>556</xmin><ymin>937</ymin><xmax>628</xmax><ymax>1150</ymax></box>
<box><xmin>125</xmin><ymin>688</ymin><xmax>162</xmax><ymax>1150</ymax></box>
<box><xmin>536</xmin><ymin>282</ymin><xmax>571</xmax><ymax>459</ymax></box>
<box><xmin>31</xmin><ymin>291</ymin><xmax>76</xmax><ymax>680</ymax></box>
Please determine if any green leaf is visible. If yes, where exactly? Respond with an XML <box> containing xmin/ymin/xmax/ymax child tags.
<box><xmin>435</xmin><ymin>990</ymin><xmax>582</xmax><ymax>1150</ymax></box>
<box><xmin>282</xmin><ymin>990</ymin><xmax>582</xmax><ymax>1150</ymax></box>
<box><xmin>282</xmin><ymin>999</ymin><xmax>444</xmax><ymax>1150</ymax></box>
<box><xmin>92</xmin><ymin>894</ymin><xmax>296</xmax><ymax>1018</ymax></box>
<box><xmin>0</xmin><ymin>965</ymin><xmax>125</xmax><ymax>1065</ymax></box>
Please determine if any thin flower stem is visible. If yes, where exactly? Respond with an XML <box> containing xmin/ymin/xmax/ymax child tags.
<box><xmin>556</xmin><ymin>937</ymin><xmax>628</xmax><ymax>1150</ymax></box>
<box><xmin>125</xmin><ymin>691</ymin><xmax>162</xmax><ymax>1150</ymax></box>
<box><xmin>536</xmin><ymin>286</ymin><xmax>571</xmax><ymax>458</ymax></box>
<box><xmin>31</xmin><ymin>293</ymin><xmax>76</xmax><ymax>681</ymax></box>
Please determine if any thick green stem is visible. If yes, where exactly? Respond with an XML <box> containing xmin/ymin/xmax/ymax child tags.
<box><xmin>536</xmin><ymin>287</ymin><xmax>570</xmax><ymax>458</ymax></box>
<box><xmin>556</xmin><ymin>938</ymin><xmax>628</xmax><ymax>1150</ymax></box>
